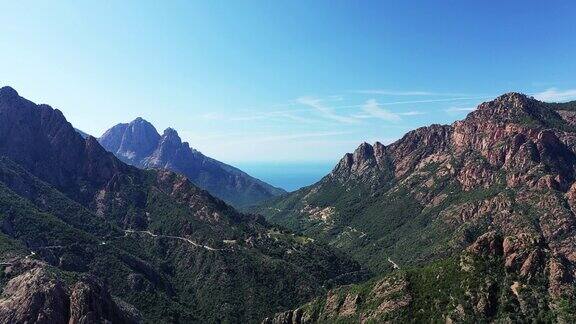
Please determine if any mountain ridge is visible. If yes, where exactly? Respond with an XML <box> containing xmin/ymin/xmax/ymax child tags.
<box><xmin>99</xmin><ymin>117</ymin><xmax>286</xmax><ymax>208</ymax></box>
<box><xmin>0</xmin><ymin>86</ymin><xmax>365</xmax><ymax>323</ymax></box>
<box><xmin>256</xmin><ymin>92</ymin><xmax>576</xmax><ymax>322</ymax></box>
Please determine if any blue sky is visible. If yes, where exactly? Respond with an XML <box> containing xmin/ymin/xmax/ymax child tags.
<box><xmin>1</xmin><ymin>0</ymin><xmax>576</xmax><ymax>164</ymax></box>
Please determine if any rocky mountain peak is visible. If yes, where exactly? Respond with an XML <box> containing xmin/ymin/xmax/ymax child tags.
<box><xmin>0</xmin><ymin>86</ymin><xmax>19</xmax><ymax>99</ymax></box>
<box><xmin>98</xmin><ymin>117</ymin><xmax>160</xmax><ymax>164</ymax></box>
<box><xmin>128</xmin><ymin>117</ymin><xmax>158</xmax><ymax>134</ymax></box>
<box><xmin>485</xmin><ymin>92</ymin><xmax>532</xmax><ymax>109</ymax></box>
<box><xmin>495</xmin><ymin>91</ymin><xmax>531</xmax><ymax>103</ymax></box>
<box><xmin>469</xmin><ymin>92</ymin><xmax>543</xmax><ymax>123</ymax></box>
<box><xmin>353</xmin><ymin>142</ymin><xmax>374</xmax><ymax>161</ymax></box>
<box><xmin>162</xmin><ymin>127</ymin><xmax>181</xmax><ymax>142</ymax></box>
<box><xmin>332</xmin><ymin>141</ymin><xmax>393</xmax><ymax>180</ymax></box>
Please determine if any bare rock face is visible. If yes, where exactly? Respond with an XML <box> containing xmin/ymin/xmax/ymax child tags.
<box><xmin>98</xmin><ymin>117</ymin><xmax>161</xmax><ymax>165</ymax></box>
<box><xmin>68</xmin><ymin>276</ymin><xmax>141</xmax><ymax>324</ymax></box>
<box><xmin>466</xmin><ymin>231</ymin><xmax>503</xmax><ymax>256</ymax></box>
<box><xmin>0</xmin><ymin>86</ymin><xmax>127</xmax><ymax>203</ymax></box>
<box><xmin>332</xmin><ymin>92</ymin><xmax>576</xmax><ymax>194</ymax></box>
<box><xmin>0</xmin><ymin>259</ymin><xmax>141</xmax><ymax>324</ymax></box>
<box><xmin>0</xmin><ymin>263</ymin><xmax>69</xmax><ymax>324</ymax></box>
<box><xmin>332</xmin><ymin>141</ymin><xmax>392</xmax><ymax>180</ymax></box>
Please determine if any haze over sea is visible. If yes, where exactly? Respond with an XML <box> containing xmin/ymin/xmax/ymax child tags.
<box><xmin>233</xmin><ymin>162</ymin><xmax>334</xmax><ymax>192</ymax></box>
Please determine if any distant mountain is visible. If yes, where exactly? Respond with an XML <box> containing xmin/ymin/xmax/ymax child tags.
<box><xmin>98</xmin><ymin>118</ymin><xmax>286</xmax><ymax>208</ymax></box>
<box><xmin>0</xmin><ymin>86</ymin><xmax>364</xmax><ymax>323</ymax></box>
<box><xmin>257</xmin><ymin>93</ymin><xmax>576</xmax><ymax>322</ymax></box>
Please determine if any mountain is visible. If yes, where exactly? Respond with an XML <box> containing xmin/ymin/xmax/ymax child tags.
<box><xmin>0</xmin><ymin>86</ymin><xmax>365</xmax><ymax>323</ymax></box>
<box><xmin>257</xmin><ymin>93</ymin><xmax>576</xmax><ymax>322</ymax></box>
<box><xmin>98</xmin><ymin>118</ymin><xmax>285</xmax><ymax>208</ymax></box>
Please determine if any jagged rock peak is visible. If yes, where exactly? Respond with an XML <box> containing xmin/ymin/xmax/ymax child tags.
<box><xmin>497</xmin><ymin>91</ymin><xmax>531</xmax><ymax>101</ymax></box>
<box><xmin>332</xmin><ymin>141</ymin><xmax>392</xmax><ymax>179</ymax></box>
<box><xmin>98</xmin><ymin>117</ymin><xmax>161</xmax><ymax>164</ymax></box>
<box><xmin>473</xmin><ymin>92</ymin><xmax>539</xmax><ymax>117</ymax></box>
<box><xmin>162</xmin><ymin>127</ymin><xmax>182</xmax><ymax>142</ymax></box>
<box><xmin>130</xmin><ymin>117</ymin><xmax>154</xmax><ymax>127</ymax></box>
<box><xmin>488</xmin><ymin>92</ymin><xmax>532</xmax><ymax>106</ymax></box>
<box><xmin>128</xmin><ymin>117</ymin><xmax>158</xmax><ymax>133</ymax></box>
<box><xmin>0</xmin><ymin>86</ymin><xmax>19</xmax><ymax>98</ymax></box>
<box><xmin>354</xmin><ymin>142</ymin><xmax>375</xmax><ymax>159</ymax></box>
<box><xmin>349</xmin><ymin>141</ymin><xmax>390</xmax><ymax>163</ymax></box>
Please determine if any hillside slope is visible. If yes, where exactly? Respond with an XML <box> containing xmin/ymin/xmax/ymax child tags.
<box><xmin>99</xmin><ymin>118</ymin><xmax>285</xmax><ymax>208</ymax></box>
<box><xmin>257</xmin><ymin>93</ymin><xmax>576</xmax><ymax>321</ymax></box>
<box><xmin>264</xmin><ymin>231</ymin><xmax>575</xmax><ymax>323</ymax></box>
<box><xmin>0</xmin><ymin>86</ymin><xmax>364</xmax><ymax>323</ymax></box>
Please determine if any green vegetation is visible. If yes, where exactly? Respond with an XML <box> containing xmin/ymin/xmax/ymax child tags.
<box><xmin>291</xmin><ymin>248</ymin><xmax>560</xmax><ymax>323</ymax></box>
<box><xmin>256</xmin><ymin>157</ymin><xmax>512</xmax><ymax>274</ymax></box>
<box><xmin>0</xmin><ymin>156</ymin><xmax>363</xmax><ymax>323</ymax></box>
<box><xmin>547</xmin><ymin>100</ymin><xmax>576</xmax><ymax>112</ymax></box>
<box><xmin>513</xmin><ymin>101</ymin><xmax>576</xmax><ymax>132</ymax></box>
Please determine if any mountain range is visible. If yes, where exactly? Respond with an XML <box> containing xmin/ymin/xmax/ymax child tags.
<box><xmin>98</xmin><ymin>118</ymin><xmax>285</xmax><ymax>208</ymax></box>
<box><xmin>258</xmin><ymin>93</ymin><xmax>576</xmax><ymax>322</ymax></box>
<box><xmin>1</xmin><ymin>85</ymin><xmax>576</xmax><ymax>323</ymax></box>
<box><xmin>0</xmin><ymin>86</ymin><xmax>363</xmax><ymax>323</ymax></box>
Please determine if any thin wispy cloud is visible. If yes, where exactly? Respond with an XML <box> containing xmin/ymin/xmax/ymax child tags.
<box><xmin>180</xmin><ymin>130</ymin><xmax>352</xmax><ymax>143</ymax></box>
<box><xmin>248</xmin><ymin>130</ymin><xmax>354</xmax><ymax>144</ymax></box>
<box><xmin>532</xmin><ymin>88</ymin><xmax>576</xmax><ymax>102</ymax></box>
<box><xmin>362</xmin><ymin>99</ymin><xmax>401</xmax><ymax>122</ymax></box>
<box><xmin>205</xmin><ymin>131</ymin><xmax>356</xmax><ymax>147</ymax></box>
<box><xmin>199</xmin><ymin>94</ymin><xmax>481</xmax><ymax>128</ymax></box>
<box><xmin>232</xmin><ymin>111</ymin><xmax>317</xmax><ymax>124</ymax></box>
<box><xmin>275</xmin><ymin>112</ymin><xmax>317</xmax><ymax>124</ymax></box>
<box><xmin>228</xmin><ymin>114</ymin><xmax>271</xmax><ymax>121</ymax></box>
<box><xmin>352</xmin><ymin>89</ymin><xmax>471</xmax><ymax>96</ymax></box>
<box><xmin>222</xmin><ymin>96</ymin><xmax>488</xmax><ymax>121</ymax></box>
<box><xmin>398</xmin><ymin>111</ymin><xmax>426</xmax><ymax>116</ymax></box>
<box><xmin>444</xmin><ymin>106</ymin><xmax>476</xmax><ymax>113</ymax></box>
<box><xmin>200</xmin><ymin>112</ymin><xmax>226</xmax><ymax>120</ymax></box>
<box><xmin>296</xmin><ymin>96</ymin><xmax>358</xmax><ymax>124</ymax></box>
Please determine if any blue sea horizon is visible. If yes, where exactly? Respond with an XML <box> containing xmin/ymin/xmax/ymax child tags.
<box><xmin>232</xmin><ymin>161</ymin><xmax>335</xmax><ymax>192</ymax></box>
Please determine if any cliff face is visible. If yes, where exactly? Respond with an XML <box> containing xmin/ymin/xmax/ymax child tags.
<box><xmin>0</xmin><ymin>87</ymin><xmax>126</xmax><ymax>203</ymax></box>
<box><xmin>0</xmin><ymin>86</ymin><xmax>363</xmax><ymax>323</ymax></box>
<box><xmin>99</xmin><ymin>118</ymin><xmax>285</xmax><ymax>208</ymax></box>
<box><xmin>258</xmin><ymin>93</ymin><xmax>576</xmax><ymax>321</ymax></box>
<box><xmin>0</xmin><ymin>258</ymin><xmax>141</xmax><ymax>324</ymax></box>
<box><xmin>98</xmin><ymin>117</ymin><xmax>160</xmax><ymax>165</ymax></box>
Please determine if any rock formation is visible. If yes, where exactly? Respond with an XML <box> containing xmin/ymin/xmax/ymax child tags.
<box><xmin>99</xmin><ymin>117</ymin><xmax>285</xmax><ymax>208</ymax></box>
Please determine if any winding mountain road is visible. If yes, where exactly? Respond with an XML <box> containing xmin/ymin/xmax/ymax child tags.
<box><xmin>124</xmin><ymin>229</ymin><xmax>221</xmax><ymax>251</ymax></box>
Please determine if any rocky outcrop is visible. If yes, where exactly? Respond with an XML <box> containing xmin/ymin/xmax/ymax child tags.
<box><xmin>332</xmin><ymin>141</ymin><xmax>393</xmax><ymax>181</ymax></box>
<box><xmin>68</xmin><ymin>276</ymin><xmax>142</xmax><ymax>324</ymax></box>
<box><xmin>0</xmin><ymin>259</ymin><xmax>141</xmax><ymax>324</ymax></box>
<box><xmin>263</xmin><ymin>274</ymin><xmax>412</xmax><ymax>323</ymax></box>
<box><xmin>99</xmin><ymin>117</ymin><xmax>285</xmax><ymax>207</ymax></box>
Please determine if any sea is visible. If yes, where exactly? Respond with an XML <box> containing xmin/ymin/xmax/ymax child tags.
<box><xmin>232</xmin><ymin>161</ymin><xmax>335</xmax><ymax>192</ymax></box>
